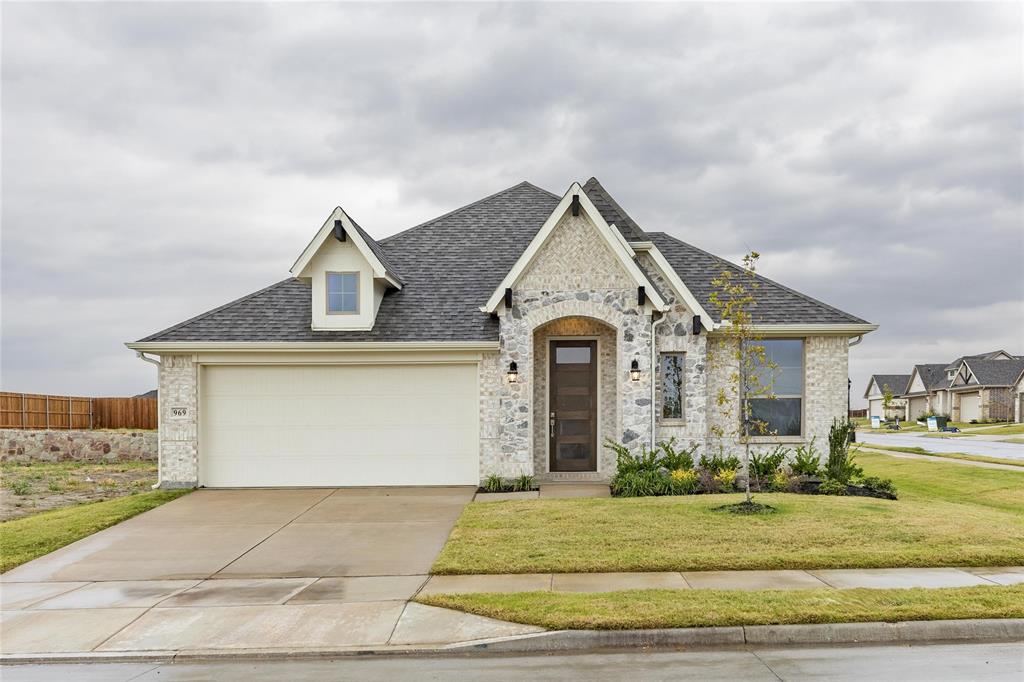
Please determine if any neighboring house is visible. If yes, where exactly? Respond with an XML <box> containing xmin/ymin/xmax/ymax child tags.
<box><xmin>862</xmin><ymin>374</ymin><xmax>909</xmax><ymax>420</ymax></box>
<box><xmin>902</xmin><ymin>364</ymin><xmax>948</xmax><ymax>420</ymax></box>
<box><xmin>1016</xmin><ymin>369</ymin><xmax>1024</xmax><ymax>424</ymax></box>
<box><xmin>128</xmin><ymin>179</ymin><xmax>876</xmax><ymax>488</ymax></box>
<box><xmin>947</xmin><ymin>355</ymin><xmax>1024</xmax><ymax>423</ymax></box>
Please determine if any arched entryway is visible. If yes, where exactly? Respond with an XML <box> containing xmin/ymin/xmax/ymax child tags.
<box><xmin>532</xmin><ymin>316</ymin><xmax>618</xmax><ymax>476</ymax></box>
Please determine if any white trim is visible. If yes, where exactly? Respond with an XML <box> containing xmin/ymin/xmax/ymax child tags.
<box><xmin>289</xmin><ymin>207</ymin><xmax>402</xmax><ymax>289</ymax></box>
<box><xmin>643</xmin><ymin>245</ymin><xmax>715</xmax><ymax>325</ymax></box>
<box><xmin>126</xmin><ymin>341</ymin><xmax>499</xmax><ymax>353</ymax></box>
<box><xmin>730</xmin><ymin>323</ymin><xmax>879</xmax><ymax>337</ymax></box>
<box><xmin>482</xmin><ymin>183</ymin><xmax>668</xmax><ymax>313</ymax></box>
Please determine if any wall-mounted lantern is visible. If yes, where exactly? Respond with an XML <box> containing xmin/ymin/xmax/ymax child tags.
<box><xmin>630</xmin><ymin>358</ymin><xmax>641</xmax><ymax>382</ymax></box>
<box><xmin>507</xmin><ymin>361</ymin><xmax>519</xmax><ymax>383</ymax></box>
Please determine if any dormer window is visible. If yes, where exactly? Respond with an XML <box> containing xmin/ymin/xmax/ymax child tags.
<box><xmin>326</xmin><ymin>272</ymin><xmax>359</xmax><ymax>314</ymax></box>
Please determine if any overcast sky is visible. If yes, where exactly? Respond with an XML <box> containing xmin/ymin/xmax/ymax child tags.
<box><xmin>2</xmin><ymin>3</ymin><xmax>1021</xmax><ymax>406</ymax></box>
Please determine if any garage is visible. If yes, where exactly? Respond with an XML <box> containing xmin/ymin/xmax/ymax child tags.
<box><xmin>199</xmin><ymin>364</ymin><xmax>480</xmax><ymax>487</ymax></box>
<box><xmin>959</xmin><ymin>392</ymin><xmax>982</xmax><ymax>423</ymax></box>
<box><xmin>868</xmin><ymin>398</ymin><xmax>884</xmax><ymax>419</ymax></box>
<box><xmin>907</xmin><ymin>396</ymin><xmax>929</xmax><ymax>421</ymax></box>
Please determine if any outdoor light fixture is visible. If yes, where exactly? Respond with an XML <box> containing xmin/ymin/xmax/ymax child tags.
<box><xmin>507</xmin><ymin>361</ymin><xmax>519</xmax><ymax>383</ymax></box>
<box><xmin>630</xmin><ymin>359</ymin><xmax>641</xmax><ymax>382</ymax></box>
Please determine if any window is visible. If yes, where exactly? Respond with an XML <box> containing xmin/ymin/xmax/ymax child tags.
<box><xmin>660</xmin><ymin>353</ymin><xmax>685</xmax><ymax>421</ymax></box>
<box><xmin>744</xmin><ymin>339</ymin><xmax>803</xmax><ymax>437</ymax></box>
<box><xmin>326</xmin><ymin>272</ymin><xmax>359</xmax><ymax>314</ymax></box>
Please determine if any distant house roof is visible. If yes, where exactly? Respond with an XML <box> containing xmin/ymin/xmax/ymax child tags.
<box><xmin>943</xmin><ymin>350</ymin><xmax>1011</xmax><ymax>371</ymax></box>
<box><xmin>138</xmin><ymin>179</ymin><xmax>872</xmax><ymax>343</ymax></box>
<box><xmin>908</xmin><ymin>364</ymin><xmax>951</xmax><ymax>394</ymax></box>
<box><xmin>864</xmin><ymin>374</ymin><xmax>911</xmax><ymax>399</ymax></box>
<box><xmin>961</xmin><ymin>358</ymin><xmax>1024</xmax><ymax>387</ymax></box>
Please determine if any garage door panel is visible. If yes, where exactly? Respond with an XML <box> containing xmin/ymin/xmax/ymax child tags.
<box><xmin>200</xmin><ymin>364</ymin><xmax>479</xmax><ymax>487</ymax></box>
<box><xmin>204</xmin><ymin>394</ymin><xmax>477</xmax><ymax>428</ymax></box>
<box><xmin>960</xmin><ymin>393</ymin><xmax>981</xmax><ymax>422</ymax></box>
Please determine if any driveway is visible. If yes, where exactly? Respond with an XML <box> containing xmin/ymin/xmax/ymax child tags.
<box><xmin>0</xmin><ymin>487</ymin><xmax>540</xmax><ymax>657</ymax></box>
<box><xmin>2</xmin><ymin>487</ymin><xmax>474</xmax><ymax>583</ymax></box>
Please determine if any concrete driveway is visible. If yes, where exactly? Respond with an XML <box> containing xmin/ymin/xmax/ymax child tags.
<box><xmin>3</xmin><ymin>487</ymin><xmax>474</xmax><ymax>583</ymax></box>
<box><xmin>0</xmin><ymin>486</ymin><xmax>543</xmax><ymax>657</ymax></box>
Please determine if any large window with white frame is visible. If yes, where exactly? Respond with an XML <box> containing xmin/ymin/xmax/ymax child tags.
<box><xmin>660</xmin><ymin>353</ymin><xmax>686</xmax><ymax>421</ymax></box>
<box><xmin>744</xmin><ymin>339</ymin><xmax>804</xmax><ymax>437</ymax></box>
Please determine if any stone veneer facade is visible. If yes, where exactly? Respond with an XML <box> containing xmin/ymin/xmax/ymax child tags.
<box><xmin>150</xmin><ymin>212</ymin><xmax>852</xmax><ymax>487</ymax></box>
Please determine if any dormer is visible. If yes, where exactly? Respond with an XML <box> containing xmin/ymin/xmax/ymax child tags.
<box><xmin>290</xmin><ymin>207</ymin><xmax>403</xmax><ymax>331</ymax></box>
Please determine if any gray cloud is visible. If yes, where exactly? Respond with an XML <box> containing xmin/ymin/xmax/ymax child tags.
<box><xmin>2</xmin><ymin>2</ymin><xmax>1021</xmax><ymax>403</ymax></box>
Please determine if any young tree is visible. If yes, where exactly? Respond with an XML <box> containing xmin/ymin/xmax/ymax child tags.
<box><xmin>708</xmin><ymin>252</ymin><xmax>778</xmax><ymax>505</ymax></box>
<box><xmin>882</xmin><ymin>383</ymin><xmax>894</xmax><ymax>419</ymax></box>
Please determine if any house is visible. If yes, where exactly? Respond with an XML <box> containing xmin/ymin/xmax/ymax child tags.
<box><xmin>946</xmin><ymin>354</ymin><xmax>1024</xmax><ymax>422</ymax></box>
<box><xmin>902</xmin><ymin>364</ymin><xmax>948</xmax><ymax>420</ymax></box>
<box><xmin>862</xmin><ymin>374</ymin><xmax>909</xmax><ymax>420</ymax></box>
<box><xmin>127</xmin><ymin>179</ymin><xmax>877</xmax><ymax>488</ymax></box>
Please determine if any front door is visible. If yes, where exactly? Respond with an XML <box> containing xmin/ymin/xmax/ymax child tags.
<box><xmin>549</xmin><ymin>340</ymin><xmax>598</xmax><ymax>472</ymax></box>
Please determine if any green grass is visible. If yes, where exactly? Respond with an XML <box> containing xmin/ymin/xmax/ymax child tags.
<box><xmin>861</xmin><ymin>443</ymin><xmax>1024</xmax><ymax>468</ymax></box>
<box><xmin>0</xmin><ymin>489</ymin><xmax>189</xmax><ymax>573</ymax></box>
<box><xmin>967</xmin><ymin>423</ymin><xmax>1024</xmax><ymax>435</ymax></box>
<box><xmin>1007</xmin><ymin>438</ymin><xmax>1024</xmax><ymax>445</ymax></box>
<box><xmin>432</xmin><ymin>453</ymin><xmax>1024</xmax><ymax>574</ymax></box>
<box><xmin>922</xmin><ymin>432</ymin><xmax>973</xmax><ymax>439</ymax></box>
<box><xmin>418</xmin><ymin>584</ymin><xmax>1024</xmax><ymax>630</ymax></box>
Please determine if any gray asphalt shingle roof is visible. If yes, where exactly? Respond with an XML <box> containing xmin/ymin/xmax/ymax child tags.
<box><xmin>347</xmin><ymin>216</ymin><xmax>404</xmax><ymax>286</ymax></box>
<box><xmin>962</xmin><ymin>358</ymin><xmax>1024</xmax><ymax>386</ymax></box>
<box><xmin>907</xmin><ymin>364</ymin><xmax>949</xmax><ymax>394</ymax></box>
<box><xmin>138</xmin><ymin>179</ymin><xmax>871</xmax><ymax>343</ymax></box>
<box><xmin>647</xmin><ymin>232</ymin><xmax>870</xmax><ymax>325</ymax></box>
<box><xmin>867</xmin><ymin>374</ymin><xmax>911</xmax><ymax>398</ymax></box>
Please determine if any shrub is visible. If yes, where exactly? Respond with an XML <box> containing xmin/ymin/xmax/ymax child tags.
<box><xmin>712</xmin><ymin>468</ymin><xmax>737</xmax><ymax>492</ymax></box>
<box><xmin>817</xmin><ymin>477</ymin><xmax>847</xmax><ymax>496</ymax></box>
<box><xmin>483</xmin><ymin>474</ymin><xmax>504</xmax><ymax>493</ymax></box>
<box><xmin>512</xmin><ymin>474</ymin><xmax>535</xmax><ymax>492</ymax></box>
<box><xmin>790</xmin><ymin>439</ymin><xmax>822</xmax><ymax>476</ymax></box>
<box><xmin>611</xmin><ymin>470</ymin><xmax>669</xmax><ymax>497</ymax></box>
<box><xmin>750</xmin><ymin>445</ymin><xmax>789</xmax><ymax>483</ymax></box>
<box><xmin>859</xmin><ymin>476</ymin><xmax>897</xmax><ymax>496</ymax></box>
<box><xmin>9</xmin><ymin>479</ymin><xmax>32</xmax><ymax>496</ymax></box>
<box><xmin>659</xmin><ymin>438</ymin><xmax>699</xmax><ymax>471</ymax></box>
<box><xmin>769</xmin><ymin>470</ymin><xmax>790</xmax><ymax>492</ymax></box>
<box><xmin>701</xmin><ymin>450</ymin><xmax>741</xmax><ymax>475</ymax></box>
<box><xmin>826</xmin><ymin>418</ymin><xmax>863</xmax><ymax>483</ymax></box>
<box><xmin>668</xmin><ymin>468</ymin><xmax>699</xmax><ymax>495</ymax></box>
<box><xmin>606</xmin><ymin>438</ymin><xmax>662</xmax><ymax>476</ymax></box>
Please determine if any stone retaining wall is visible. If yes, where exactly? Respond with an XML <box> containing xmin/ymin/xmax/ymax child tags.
<box><xmin>1</xmin><ymin>429</ymin><xmax>157</xmax><ymax>463</ymax></box>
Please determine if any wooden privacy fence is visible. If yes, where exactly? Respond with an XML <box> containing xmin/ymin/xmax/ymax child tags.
<box><xmin>0</xmin><ymin>393</ymin><xmax>158</xmax><ymax>430</ymax></box>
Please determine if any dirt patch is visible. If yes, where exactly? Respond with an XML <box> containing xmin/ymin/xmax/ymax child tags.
<box><xmin>1</xmin><ymin>461</ymin><xmax>158</xmax><ymax>521</ymax></box>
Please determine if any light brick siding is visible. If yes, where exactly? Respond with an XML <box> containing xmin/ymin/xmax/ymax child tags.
<box><xmin>158</xmin><ymin>354</ymin><xmax>199</xmax><ymax>488</ymax></box>
<box><xmin>485</xmin><ymin>212</ymin><xmax>655</xmax><ymax>479</ymax></box>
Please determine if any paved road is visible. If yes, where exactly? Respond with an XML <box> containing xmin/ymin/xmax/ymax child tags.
<box><xmin>4</xmin><ymin>642</ymin><xmax>1023</xmax><ymax>681</ymax></box>
<box><xmin>858</xmin><ymin>431</ymin><xmax>1024</xmax><ymax>461</ymax></box>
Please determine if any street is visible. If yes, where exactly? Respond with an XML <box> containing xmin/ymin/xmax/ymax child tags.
<box><xmin>3</xmin><ymin>642</ymin><xmax>1022</xmax><ymax>681</ymax></box>
<box><xmin>858</xmin><ymin>432</ymin><xmax>1024</xmax><ymax>461</ymax></box>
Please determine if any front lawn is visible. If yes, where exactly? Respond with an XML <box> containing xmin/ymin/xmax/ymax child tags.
<box><xmin>419</xmin><ymin>584</ymin><xmax>1024</xmax><ymax>630</ymax></box>
<box><xmin>432</xmin><ymin>453</ymin><xmax>1024</xmax><ymax>574</ymax></box>
<box><xmin>0</xmin><ymin>489</ymin><xmax>189</xmax><ymax>573</ymax></box>
<box><xmin>970</xmin><ymin>423</ymin><xmax>1024</xmax><ymax>436</ymax></box>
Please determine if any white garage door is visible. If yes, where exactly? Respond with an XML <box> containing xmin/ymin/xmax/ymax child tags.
<box><xmin>907</xmin><ymin>397</ymin><xmax>928</xmax><ymax>421</ymax></box>
<box><xmin>200</xmin><ymin>364</ymin><xmax>479</xmax><ymax>487</ymax></box>
<box><xmin>868</xmin><ymin>398</ymin><xmax>884</xmax><ymax>419</ymax></box>
<box><xmin>959</xmin><ymin>392</ymin><xmax>981</xmax><ymax>422</ymax></box>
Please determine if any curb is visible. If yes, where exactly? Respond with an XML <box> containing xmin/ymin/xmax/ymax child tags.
<box><xmin>2</xmin><ymin>619</ymin><xmax>1022</xmax><ymax>665</ymax></box>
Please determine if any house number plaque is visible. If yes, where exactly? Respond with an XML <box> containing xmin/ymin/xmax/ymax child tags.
<box><xmin>169</xmin><ymin>406</ymin><xmax>189</xmax><ymax>419</ymax></box>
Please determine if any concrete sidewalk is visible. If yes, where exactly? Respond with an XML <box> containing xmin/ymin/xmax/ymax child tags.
<box><xmin>3</xmin><ymin>567</ymin><xmax>1021</xmax><ymax>659</ymax></box>
<box><xmin>419</xmin><ymin>566</ymin><xmax>1024</xmax><ymax>595</ymax></box>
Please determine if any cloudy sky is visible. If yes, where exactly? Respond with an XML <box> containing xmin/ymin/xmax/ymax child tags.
<box><xmin>2</xmin><ymin>2</ymin><xmax>1021</xmax><ymax>406</ymax></box>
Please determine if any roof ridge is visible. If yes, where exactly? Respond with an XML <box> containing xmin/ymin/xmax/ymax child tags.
<box><xmin>136</xmin><ymin>278</ymin><xmax>298</xmax><ymax>342</ymax></box>
<box><xmin>380</xmin><ymin>181</ymin><xmax>558</xmax><ymax>245</ymax></box>
<box><xmin>648</xmin><ymin>231</ymin><xmax>870</xmax><ymax>325</ymax></box>
<box><xmin>582</xmin><ymin>177</ymin><xmax>646</xmax><ymax>237</ymax></box>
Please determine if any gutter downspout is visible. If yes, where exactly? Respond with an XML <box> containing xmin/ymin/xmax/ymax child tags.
<box><xmin>135</xmin><ymin>352</ymin><xmax>163</xmax><ymax>489</ymax></box>
<box><xmin>847</xmin><ymin>335</ymin><xmax>863</xmax><ymax>437</ymax></box>
<box><xmin>650</xmin><ymin>310</ymin><xmax>668</xmax><ymax>447</ymax></box>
